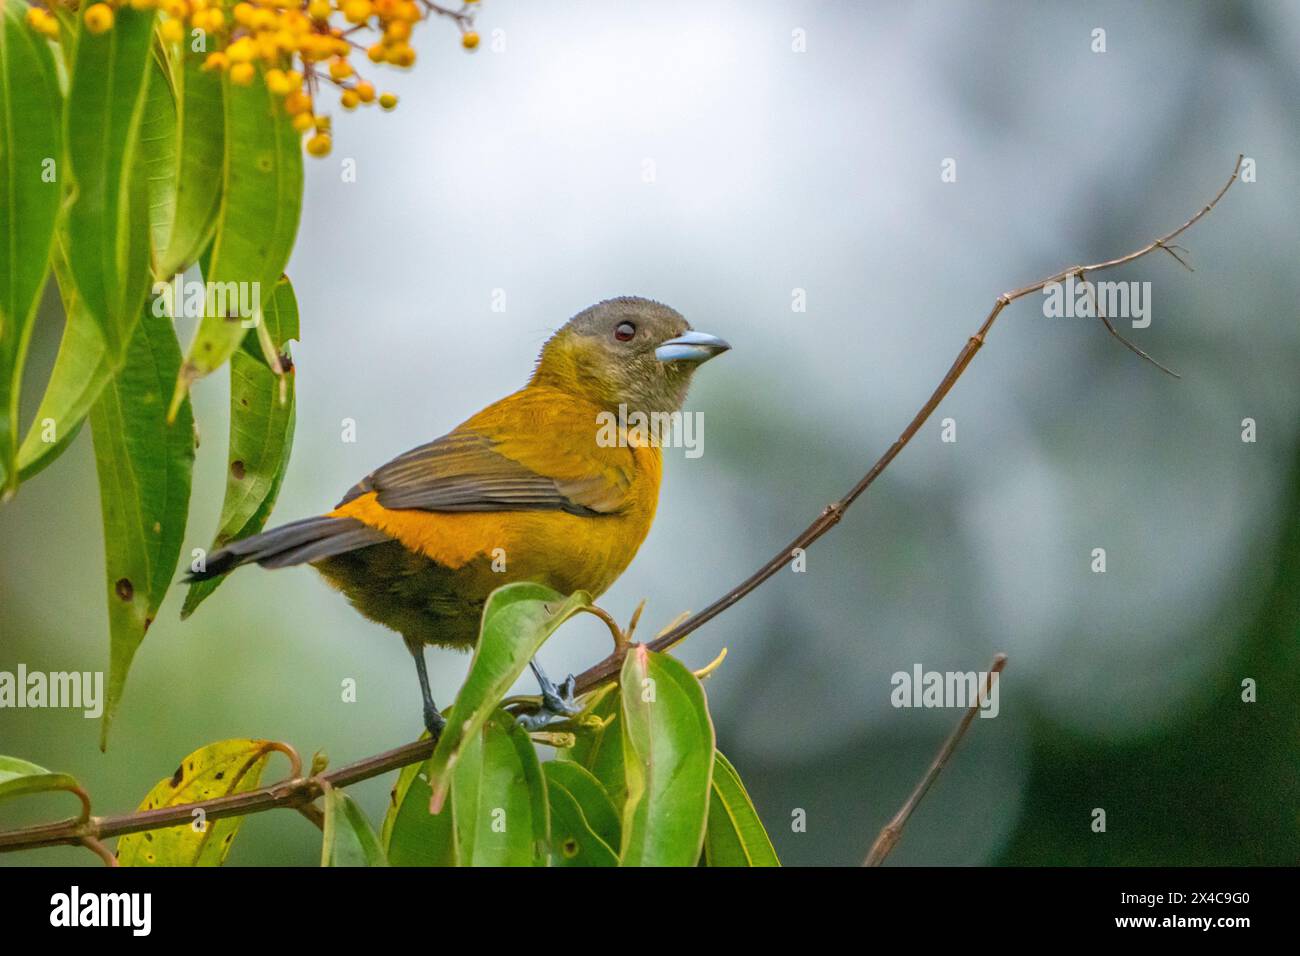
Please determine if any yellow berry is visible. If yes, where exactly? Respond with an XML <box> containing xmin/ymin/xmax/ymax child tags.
<box><xmin>202</xmin><ymin>51</ymin><xmax>229</xmax><ymax>71</ymax></box>
<box><xmin>84</xmin><ymin>3</ymin><xmax>115</xmax><ymax>34</ymax></box>
<box><xmin>342</xmin><ymin>0</ymin><xmax>371</xmax><ymax>24</ymax></box>
<box><xmin>292</xmin><ymin>112</ymin><xmax>314</xmax><ymax>132</ymax></box>
<box><xmin>462</xmin><ymin>31</ymin><xmax>479</xmax><ymax>50</ymax></box>
<box><xmin>354</xmin><ymin>81</ymin><xmax>375</xmax><ymax>103</ymax></box>
<box><xmin>366</xmin><ymin>43</ymin><xmax>385</xmax><ymax>63</ymax></box>
<box><xmin>159</xmin><ymin>18</ymin><xmax>184</xmax><ymax>42</ymax></box>
<box><xmin>130</xmin><ymin>0</ymin><xmax>157</xmax><ymax>10</ymax></box>
<box><xmin>329</xmin><ymin>58</ymin><xmax>353</xmax><ymax>80</ymax></box>
<box><xmin>308</xmin><ymin>0</ymin><xmax>330</xmax><ymax>19</ymax></box>
<box><xmin>162</xmin><ymin>0</ymin><xmax>188</xmax><ymax>18</ymax></box>
<box><xmin>306</xmin><ymin>133</ymin><xmax>332</xmax><ymax>157</ymax></box>
<box><xmin>265</xmin><ymin>68</ymin><xmax>293</xmax><ymax>94</ymax></box>
<box><xmin>378</xmin><ymin>92</ymin><xmax>397</xmax><ymax>110</ymax></box>
<box><xmin>386</xmin><ymin>20</ymin><xmax>411</xmax><ymax>42</ymax></box>
<box><xmin>227</xmin><ymin>37</ymin><xmax>255</xmax><ymax>62</ymax></box>
<box><xmin>233</xmin><ymin>2</ymin><xmax>255</xmax><ymax>25</ymax></box>
<box><xmin>341</xmin><ymin>89</ymin><xmax>359</xmax><ymax>110</ymax></box>
<box><xmin>387</xmin><ymin>42</ymin><xmax>414</xmax><ymax>66</ymax></box>
<box><xmin>251</xmin><ymin>8</ymin><xmax>276</xmax><ymax>30</ymax></box>
<box><xmin>283</xmin><ymin>90</ymin><xmax>311</xmax><ymax>114</ymax></box>
<box><xmin>229</xmin><ymin>62</ymin><xmax>256</xmax><ymax>85</ymax></box>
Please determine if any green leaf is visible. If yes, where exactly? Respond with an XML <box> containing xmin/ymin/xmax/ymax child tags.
<box><xmin>170</xmin><ymin>64</ymin><xmax>301</xmax><ymax>419</ymax></box>
<box><xmin>0</xmin><ymin>0</ymin><xmax>64</xmax><ymax>494</ymax></box>
<box><xmin>154</xmin><ymin>48</ymin><xmax>223</xmax><ymax>277</ymax></box>
<box><xmin>181</xmin><ymin>275</ymin><xmax>298</xmax><ymax>616</ymax></box>
<box><xmin>618</xmin><ymin>647</ymin><xmax>715</xmax><ymax>867</ymax></box>
<box><xmin>0</xmin><ymin>755</ymin><xmax>83</xmax><ymax>808</ymax></box>
<box><xmin>426</xmin><ymin>583</ymin><xmax>591</xmax><ymax>813</ymax></box>
<box><xmin>321</xmin><ymin>786</ymin><xmax>388</xmax><ymax>867</ymax></box>
<box><xmin>15</xmin><ymin>246</ymin><xmax>113</xmax><ymax>483</ymax></box>
<box><xmin>62</xmin><ymin>6</ymin><xmax>156</xmax><ymax>365</ymax></box>
<box><xmin>381</xmin><ymin>734</ymin><xmax>457</xmax><ymax>867</ymax></box>
<box><xmin>90</xmin><ymin>307</ymin><xmax>195</xmax><ymax>747</ymax></box>
<box><xmin>140</xmin><ymin>47</ymin><xmax>177</xmax><ymax>272</ymax></box>
<box><xmin>116</xmin><ymin>739</ymin><xmax>279</xmax><ymax>866</ymax></box>
<box><xmin>543</xmin><ymin>761</ymin><xmax>619</xmax><ymax>867</ymax></box>
<box><xmin>558</xmin><ymin>685</ymin><xmax>626</xmax><ymax>809</ymax></box>
<box><xmin>450</xmin><ymin>710</ymin><xmax>549</xmax><ymax>866</ymax></box>
<box><xmin>704</xmin><ymin>751</ymin><xmax>780</xmax><ymax>867</ymax></box>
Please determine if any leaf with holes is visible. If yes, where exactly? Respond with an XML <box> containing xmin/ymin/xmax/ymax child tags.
<box><xmin>90</xmin><ymin>309</ymin><xmax>194</xmax><ymax>747</ymax></box>
<box><xmin>543</xmin><ymin>761</ymin><xmax>619</xmax><ymax>866</ymax></box>
<box><xmin>116</xmin><ymin>739</ymin><xmax>283</xmax><ymax>866</ymax></box>
<box><xmin>182</xmin><ymin>275</ymin><xmax>297</xmax><ymax>616</ymax></box>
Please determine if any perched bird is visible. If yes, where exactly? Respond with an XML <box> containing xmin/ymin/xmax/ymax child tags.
<box><xmin>186</xmin><ymin>297</ymin><xmax>729</xmax><ymax>733</ymax></box>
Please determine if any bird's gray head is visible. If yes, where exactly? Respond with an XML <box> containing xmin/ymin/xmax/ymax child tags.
<box><xmin>531</xmin><ymin>297</ymin><xmax>730</xmax><ymax>414</ymax></box>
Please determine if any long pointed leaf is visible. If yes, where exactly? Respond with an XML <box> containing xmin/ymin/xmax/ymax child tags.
<box><xmin>170</xmin><ymin>65</ymin><xmax>301</xmax><ymax>418</ymax></box>
<box><xmin>15</xmin><ymin>244</ymin><xmax>113</xmax><ymax>482</ymax></box>
<box><xmin>182</xmin><ymin>275</ymin><xmax>297</xmax><ymax>616</ymax></box>
<box><xmin>155</xmin><ymin>49</ymin><xmax>223</xmax><ymax>277</ymax></box>
<box><xmin>62</xmin><ymin>6</ymin><xmax>155</xmax><ymax>363</ymax></box>
<box><xmin>90</xmin><ymin>307</ymin><xmax>195</xmax><ymax>747</ymax></box>
<box><xmin>0</xmin><ymin>0</ymin><xmax>63</xmax><ymax>493</ymax></box>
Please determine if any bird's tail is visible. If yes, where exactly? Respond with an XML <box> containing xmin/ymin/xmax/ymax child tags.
<box><xmin>184</xmin><ymin>516</ymin><xmax>390</xmax><ymax>582</ymax></box>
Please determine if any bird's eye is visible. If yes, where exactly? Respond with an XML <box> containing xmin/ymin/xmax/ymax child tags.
<box><xmin>614</xmin><ymin>322</ymin><xmax>636</xmax><ymax>342</ymax></box>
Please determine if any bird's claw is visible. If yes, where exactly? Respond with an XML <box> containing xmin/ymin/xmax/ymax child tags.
<box><xmin>516</xmin><ymin>671</ymin><xmax>581</xmax><ymax>731</ymax></box>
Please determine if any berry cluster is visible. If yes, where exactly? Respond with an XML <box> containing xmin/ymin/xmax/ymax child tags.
<box><xmin>24</xmin><ymin>0</ymin><xmax>482</xmax><ymax>156</ymax></box>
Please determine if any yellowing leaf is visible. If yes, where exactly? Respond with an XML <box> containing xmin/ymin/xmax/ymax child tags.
<box><xmin>116</xmin><ymin>739</ymin><xmax>284</xmax><ymax>866</ymax></box>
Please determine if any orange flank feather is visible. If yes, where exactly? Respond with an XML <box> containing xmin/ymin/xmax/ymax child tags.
<box><xmin>329</xmin><ymin>387</ymin><xmax>662</xmax><ymax>595</ymax></box>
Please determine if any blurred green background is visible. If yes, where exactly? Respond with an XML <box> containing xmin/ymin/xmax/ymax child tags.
<box><xmin>2</xmin><ymin>0</ymin><xmax>1297</xmax><ymax>865</ymax></box>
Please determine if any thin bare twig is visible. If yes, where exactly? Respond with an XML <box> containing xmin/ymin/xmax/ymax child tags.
<box><xmin>565</xmin><ymin>153</ymin><xmax>1243</xmax><ymax>698</ymax></box>
<box><xmin>863</xmin><ymin>654</ymin><xmax>1008</xmax><ymax>866</ymax></box>
<box><xmin>0</xmin><ymin>156</ymin><xmax>1242</xmax><ymax>857</ymax></box>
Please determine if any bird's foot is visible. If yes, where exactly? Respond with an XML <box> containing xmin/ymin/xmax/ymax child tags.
<box><xmin>516</xmin><ymin>664</ymin><xmax>581</xmax><ymax>731</ymax></box>
<box><xmin>423</xmin><ymin>700</ymin><xmax>447</xmax><ymax>738</ymax></box>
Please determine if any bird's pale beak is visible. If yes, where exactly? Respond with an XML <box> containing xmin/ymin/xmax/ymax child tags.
<box><xmin>655</xmin><ymin>330</ymin><xmax>731</xmax><ymax>364</ymax></box>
